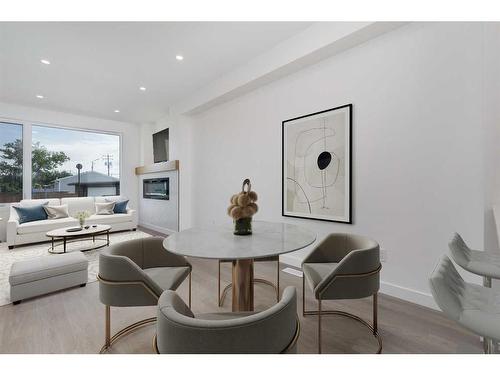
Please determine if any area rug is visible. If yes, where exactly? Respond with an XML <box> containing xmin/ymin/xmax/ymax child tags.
<box><xmin>0</xmin><ymin>230</ymin><xmax>152</xmax><ymax>306</ymax></box>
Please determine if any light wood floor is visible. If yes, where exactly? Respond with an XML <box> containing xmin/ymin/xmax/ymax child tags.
<box><xmin>0</xmin><ymin>229</ymin><xmax>483</xmax><ymax>354</ymax></box>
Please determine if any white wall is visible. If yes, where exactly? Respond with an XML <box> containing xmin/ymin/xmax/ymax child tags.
<box><xmin>186</xmin><ymin>22</ymin><xmax>489</xmax><ymax>308</ymax></box>
<box><xmin>140</xmin><ymin>114</ymin><xmax>193</xmax><ymax>231</ymax></box>
<box><xmin>139</xmin><ymin>22</ymin><xmax>500</xmax><ymax>308</ymax></box>
<box><xmin>0</xmin><ymin>102</ymin><xmax>141</xmax><ymax>240</ymax></box>
<box><xmin>483</xmin><ymin>23</ymin><xmax>500</xmax><ymax>253</ymax></box>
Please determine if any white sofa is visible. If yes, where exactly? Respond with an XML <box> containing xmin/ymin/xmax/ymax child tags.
<box><xmin>7</xmin><ymin>196</ymin><xmax>137</xmax><ymax>249</ymax></box>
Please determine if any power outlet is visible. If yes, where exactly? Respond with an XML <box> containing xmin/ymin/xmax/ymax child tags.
<box><xmin>380</xmin><ymin>249</ymin><xmax>388</xmax><ymax>263</ymax></box>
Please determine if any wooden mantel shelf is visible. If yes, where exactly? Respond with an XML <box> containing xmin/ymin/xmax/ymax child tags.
<box><xmin>135</xmin><ymin>160</ymin><xmax>179</xmax><ymax>175</ymax></box>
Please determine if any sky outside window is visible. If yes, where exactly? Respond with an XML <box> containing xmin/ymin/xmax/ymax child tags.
<box><xmin>32</xmin><ymin>125</ymin><xmax>120</xmax><ymax>178</ymax></box>
<box><xmin>0</xmin><ymin>122</ymin><xmax>22</xmax><ymax>149</ymax></box>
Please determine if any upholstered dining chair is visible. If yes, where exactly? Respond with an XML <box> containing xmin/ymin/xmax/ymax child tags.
<box><xmin>430</xmin><ymin>255</ymin><xmax>500</xmax><ymax>353</ymax></box>
<box><xmin>97</xmin><ymin>236</ymin><xmax>191</xmax><ymax>353</ymax></box>
<box><xmin>218</xmin><ymin>256</ymin><xmax>279</xmax><ymax>306</ymax></box>
<box><xmin>154</xmin><ymin>286</ymin><xmax>299</xmax><ymax>354</ymax></box>
<box><xmin>302</xmin><ymin>233</ymin><xmax>381</xmax><ymax>354</ymax></box>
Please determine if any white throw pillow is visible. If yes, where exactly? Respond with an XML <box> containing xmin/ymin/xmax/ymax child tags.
<box><xmin>95</xmin><ymin>202</ymin><xmax>115</xmax><ymax>215</ymax></box>
<box><xmin>44</xmin><ymin>204</ymin><xmax>69</xmax><ymax>220</ymax></box>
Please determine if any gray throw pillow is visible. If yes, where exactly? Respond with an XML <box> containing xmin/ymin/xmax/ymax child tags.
<box><xmin>95</xmin><ymin>202</ymin><xmax>115</xmax><ymax>215</ymax></box>
<box><xmin>44</xmin><ymin>204</ymin><xmax>69</xmax><ymax>219</ymax></box>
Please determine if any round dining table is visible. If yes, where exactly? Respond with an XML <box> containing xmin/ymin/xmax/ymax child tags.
<box><xmin>163</xmin><ymin>221</ymin><xmax>316</xmax><ymax>312</ymax></box>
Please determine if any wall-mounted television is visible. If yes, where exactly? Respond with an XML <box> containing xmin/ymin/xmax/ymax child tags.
<box><xmin>153</xmin><ymin>128</ymin><xmax>169</xmax><ymax>163</ymax></box>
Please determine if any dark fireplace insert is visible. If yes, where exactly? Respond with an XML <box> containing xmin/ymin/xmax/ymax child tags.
<box><xmin>143</xmin><ymin>178</ymin><xmax>169</xmax><ymax>200</ymax></box>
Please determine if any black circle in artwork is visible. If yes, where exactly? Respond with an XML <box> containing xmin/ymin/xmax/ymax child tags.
<box><xmin>317</xmin><ymin>151</ymin><xmax>332</xmax><ymax>170</ymax></box>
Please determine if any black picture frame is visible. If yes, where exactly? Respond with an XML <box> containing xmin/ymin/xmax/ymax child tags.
<box><xmin>281</xmin><ymin>104</ymin><xmax>352</xmax><ymax>224</ymax></box>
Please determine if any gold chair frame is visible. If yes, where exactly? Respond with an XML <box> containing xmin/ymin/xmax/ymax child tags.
<box><xmin>97</xmin><ymin>272</ymin><xmax>191</xmax><ymax>354</ymax></box>
<box><xmin>302</xmin><ymin>265</ymin><xmax>382</xmax><ymax>354</ymax></box>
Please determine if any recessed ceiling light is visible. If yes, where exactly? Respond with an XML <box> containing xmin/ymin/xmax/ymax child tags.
<box><xmin>36</xmin><ymin>95</ymin><xmax>44</xmax><ymax>99</ymax></box>
<box><xmin>139</xmin><ymin>86</ymin><xmax>146</xmax><ymax>91</ymax></box>
<box><xmin>40</xmin><ymin>59</ymin><xmax>51</xmax><ymax>65</ymax></box>
<box><xmin>114</xmin><ymin>109</ymin><xmax>120</xmax><ymax>113</ymax></box>
<box><xmin>175</xmin><ymin>55</ymin><xmax>184</xmax><ymax>61</ymax></box>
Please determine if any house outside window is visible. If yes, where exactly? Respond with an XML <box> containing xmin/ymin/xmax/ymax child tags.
<box><xmin>31</xmin><ymin>125</ymin><xmax>120</xmax><ymax>199</ymax></box>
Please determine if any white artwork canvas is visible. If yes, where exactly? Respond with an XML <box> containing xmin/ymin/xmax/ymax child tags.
<box><xmin>282</xmin><ymin>104</ymin><xmax>352</xmax><ymax>223</ymax></box>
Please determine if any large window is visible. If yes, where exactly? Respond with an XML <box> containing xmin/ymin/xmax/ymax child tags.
<box><xmin>0</xmin><ymin>122</ymin><xmax>23</xmax><ymax>203</ymax></box>
<box><xmin>31</xmin><ymin>125</ymin><xmax>120</xmax><ymax>199</ymax></box>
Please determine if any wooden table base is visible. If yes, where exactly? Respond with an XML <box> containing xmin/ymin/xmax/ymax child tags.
<box><xmin>232</xmin><ymin>259</ymin><xmax>254</xmax><ymax>312</ymax></box>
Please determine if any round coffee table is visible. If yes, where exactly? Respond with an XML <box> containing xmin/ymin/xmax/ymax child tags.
<box><xmin>46</xmin><ymin>224</ymin><xmax>111</xmax><ymax>254</ymax></box>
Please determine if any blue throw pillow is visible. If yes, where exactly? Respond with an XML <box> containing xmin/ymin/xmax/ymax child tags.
<box><xmin>13</xmin><ymin>202</ymin><xmax>49</xmax><ymax>224</ymax></box>
<box><xmin>112</xmin><ymin>200</ymin><xmax>129</xmax><ymax>214</ymax></box>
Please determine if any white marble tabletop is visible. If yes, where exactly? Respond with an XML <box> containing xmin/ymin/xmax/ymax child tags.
<box><xmin>163</xmin><ymin>221</ymin><xmax>317</xmax><ymax>260</ymax></box>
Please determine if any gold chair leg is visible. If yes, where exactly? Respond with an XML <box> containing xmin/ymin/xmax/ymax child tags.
<box><xmin>188</xmin><ymin>271</ymin><xmax>192</xmax><ymax>309</ymax></box>
<box><xmin>302</xmin><ymin>275</ymin><xmax>306</xmax><ymax>317</ymax></box>
<box><xmin>303</xmin><ymin>290</ymin><xmax>382</xmax><ymax>354</ymax></box>
<box><xmin>276</xmin><ymin>259</ymin><xmax>280</xmax><ymax>302</ymax></box>
<box><xmin>100</xmin><ymin>304</ymin><xmax>156</xmax><ymax>354</ymax></box>
<box><xmin>105</xmin><ymin>305</ymin><xmax>111</xmax><ymax>349</ymax></box>
<box><xmin>318</xmin><ymin>299</ymin><xmax>322</xmax><ymax>354</ymax></box>
<box><xmin>153</xmin><ymin>334</ymin><xmax>159</xmax><ymax>354</ymax></box>
<box><xmin>99</xmin><ymin>314</ymin><xmax>157</xmax><ymax>354</ymax></box>
<box><xmin>218</xmin><ymin>261</ymin><xmax>222</xmax><ymax>307</ymax></box>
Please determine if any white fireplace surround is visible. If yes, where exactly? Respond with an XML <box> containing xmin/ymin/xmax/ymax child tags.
<box><xmin>136</xmin><ymin>161</ymin><xmax>179</xmax><ymax>234</ymax></box>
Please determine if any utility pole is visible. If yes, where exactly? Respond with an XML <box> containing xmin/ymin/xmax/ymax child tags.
<box><xmin>102</xmin><ymin>154</ymin><xmax>114</xmax><ymax>176</ymax></box>
<box><xmin>91</xmin><ymin>157</ymin><xmax>100</xmax><ymax>172</ymax></box>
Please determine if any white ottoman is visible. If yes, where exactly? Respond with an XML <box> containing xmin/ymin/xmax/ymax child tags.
<box><xmin>9</xmin><ymin>252</ymin><xmax>88</xmax><ymax>304</ymax></box>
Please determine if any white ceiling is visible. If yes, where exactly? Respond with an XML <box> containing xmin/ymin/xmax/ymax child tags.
<box><xmin>0</xmin><ymin>22</ymin><xmax>311</xmax><ymax>124</ymax></box>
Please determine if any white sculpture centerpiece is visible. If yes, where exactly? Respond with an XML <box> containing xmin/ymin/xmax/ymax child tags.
<box><xmin>227</xmin><ymin>178</ymin><xmax>258</xmax><ymax>235</ymax></box>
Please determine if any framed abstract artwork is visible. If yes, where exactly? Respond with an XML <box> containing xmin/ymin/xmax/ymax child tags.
<box><xmin>282</xmin><ymin>104</ymin><xmax>352</xmax><ymax>223</ymax></box>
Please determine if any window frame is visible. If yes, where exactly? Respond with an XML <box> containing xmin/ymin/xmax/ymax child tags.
<box><xmin>0</xmin><ymin>119</ymin><xmax>25</xmax><ymax>202</ymax></box>
<box><xmin>0</xmin><ymin>116</ymin><xmax>122</xmax><ymax>201</ymax></box>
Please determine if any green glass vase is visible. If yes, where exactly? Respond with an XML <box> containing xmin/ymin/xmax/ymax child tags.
<box><xmin>234</xmin><ymin>217</ymin><xmax>252</xmax><ymax>235</ymax></box>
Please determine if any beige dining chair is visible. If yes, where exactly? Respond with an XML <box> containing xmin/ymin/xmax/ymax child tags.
<box><xmin>302</xmin><ymin>233</ymin><xmax>382</xmax><ymax>353</ymax></box>
<box><xmin>154</xmin><ymin>286</ymin><xmax>299</xmax><ymax>353</ymax></box>
<box><xmin>98</xmin><ymin>237</ymin><xmax>191</xmax><ymax>353</ymax></box>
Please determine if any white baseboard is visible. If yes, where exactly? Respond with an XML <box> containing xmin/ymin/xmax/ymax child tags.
<box><xmin>138</xmin><ymin>222</ymin><xmax>176</xmax><ymax>236</ymax></box>
<box><xmin>279</xmin><ymin>253</ymin><xmax>438</xmax><ymax>311</ymax></box>
<box><xmin>279</xmin><ymin>253</ymin><xmax>303</xmax><ymax>268</ymax></box>
<box><xmin>380</xmin><ymin>280</ymin><xmax>437</xmax><ymax>310</ymax></box>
